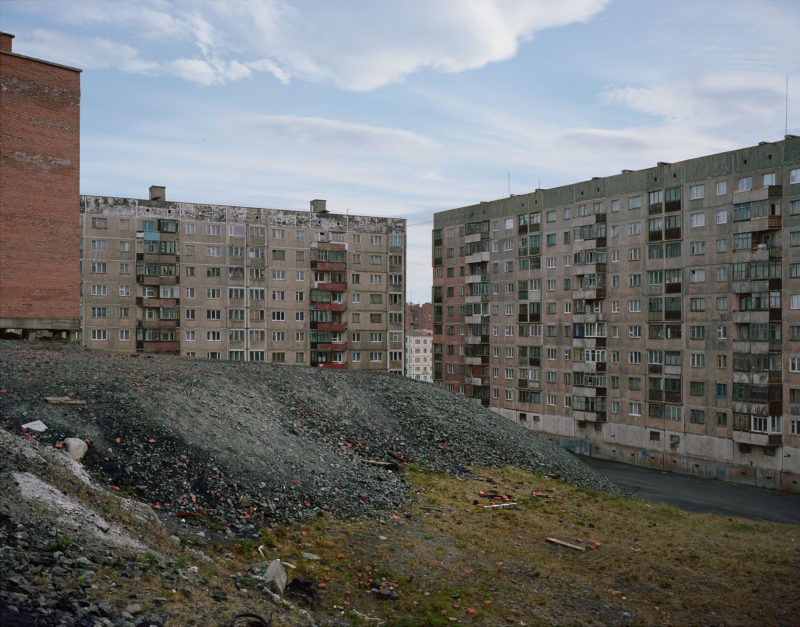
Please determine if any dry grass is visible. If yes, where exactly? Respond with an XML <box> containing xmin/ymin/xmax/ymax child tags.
<box><xmin>67</xmin><ymin>466</ymin><xmax>800</xmax><ymax>626</ymax></box>
<box><xmin>256</xmin><ymin>467</ymin><xmax>800</xmax><ymax>626</ymax></box>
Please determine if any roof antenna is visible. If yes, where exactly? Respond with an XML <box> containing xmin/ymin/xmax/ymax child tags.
<box><xmin>508</xmin><ymin>171</ymin><xmax>511</xmax><ymax>196</ymax></box>
<box><xmin>786</xmin><ymin>74</ymin><xmax>790</xmax><ymax>136</ymax></box>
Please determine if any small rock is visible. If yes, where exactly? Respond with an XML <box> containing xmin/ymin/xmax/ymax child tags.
<box><xmin>261</xmin><ymin>559</ymin><xmax>286</xmax><ymax>595</ymax></box>
<box><xmin>63</xmin><ymin>437</ymin><xmax>88</xmax><ymax>460</ymax></box>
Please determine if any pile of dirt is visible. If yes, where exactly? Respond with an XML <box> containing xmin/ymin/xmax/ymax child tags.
<box><xmin>0</xmin><ymin>340</ymin><xmax>619</xmax><ymax>537</ymax></box>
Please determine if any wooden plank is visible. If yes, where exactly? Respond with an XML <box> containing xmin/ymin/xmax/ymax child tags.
<box><xmin>546</xmin><ymin>537</ymin><xmax>586</xmax><ymax>552</ymax></box>
<box><xmin>44</xmin><ymin>396</ymin><xmax>87</xmax><ymax>405</ymax></box>
<box><xmin>483</xmin><ymin>502</ymin><xmax>517</xmax><ymax>509</ymax></box>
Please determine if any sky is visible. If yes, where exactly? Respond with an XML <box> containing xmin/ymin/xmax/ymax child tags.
<box><xmin>3</xmin><ymin>0</ymin><xmax>799</xmax><ymax>303</ymax></box>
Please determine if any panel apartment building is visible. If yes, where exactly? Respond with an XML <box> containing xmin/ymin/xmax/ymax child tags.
<box><xmin>432</xmin><ymin>136</ymin><xmax>800</xmax><ymax>491</ymax></box>
<box><xmin>81</xmin><ymin>189</ymin><xmax>406</xmax><ymax>373</ymax></box>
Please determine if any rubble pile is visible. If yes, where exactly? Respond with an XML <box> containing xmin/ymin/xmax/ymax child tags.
<box><xmin>0</xmin><ymin>340</ymin><xmax>619</xmax><ymax>537</ymax></box>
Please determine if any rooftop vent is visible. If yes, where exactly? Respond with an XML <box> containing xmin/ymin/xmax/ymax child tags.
<box><xmin>310</xmin><ymin>199</ymin><xmax>328</xmax><ymax>213</ymax></box>
<box><xmin>149</xmin><ymin>185</ymin><xmax>166</xmax><ymax>202</ymax></box>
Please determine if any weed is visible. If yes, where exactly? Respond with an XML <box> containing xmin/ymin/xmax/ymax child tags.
<box><xmin>50</xmin><ymin>534</ymin><xmax>72</xmax><ymax>552</ymax></box>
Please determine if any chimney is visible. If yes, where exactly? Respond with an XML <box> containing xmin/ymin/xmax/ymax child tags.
<box><xmin>149</xmin><ymin>185</ymin><xmax>166</xmax><ymax>202</ymax></box>
<box><xmin>0</xmin><ymin>32</ymin><xmax>14</xmax><ymax>53</ymax></box>
<box><xmin>310</xmin><ymin>199</ymin><xmax>327</xmax><ymax>213</ymax></box>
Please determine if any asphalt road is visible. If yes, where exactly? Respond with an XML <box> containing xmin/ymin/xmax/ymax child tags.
<box><xmin>580</xmin><ymin>455</ymin><xmax>800</xmax><ymax>525</ymax></box>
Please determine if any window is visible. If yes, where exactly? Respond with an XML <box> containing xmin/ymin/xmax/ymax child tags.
<box><xmin>206</xmin><ymin>224</ymin><xmax>221</xmax><ymax>236</ymax></box>
<box><xmin>90</xmin><ymin>262</ymin><xmax>107</xmax><ymax>274</ymax></box>
<box><xmin>716</xmin><ymin>180</ymin><xmax>727</xmax><ymax>195</ymax></box>
<box><xmin>629</xmin><ymin>402</ymin><xmax>641</xmax><ymax>416</ymax></box>
<box><xmin>691</xmin><ymin>353</ymin><xmax>705</xmax><ymax>367</ymax></box>
<box><xmin>628</xmin><ymin>351</ymin><xmax>641</xmax><ymax>364</ymax></box>
<box><xmin>690</xmin><ymin>184</ymin><xmax>704</xmax><ymax>199</ymax></box>
<box><xmin>272</xmin><ymin>270</ymin><xmax>285</xmax><ymax>280</ymax></box>
<box><xmin>690</xmin><ymin>269</ymin><xmax>705</xmax><ymax>283</ymax></box>
<box><xmin>628</xmin><ymin>221</ymin><xmax>642</xmax><ymax>236</ymax></box>
<box><xmin>715</xmin><ymin>210</ymin><xmax>728</xmax><ymax>225</ymax></box>
<box><xmin>90</xmin><ymin>307</ymin><xmax>107</xmax><ymax>318</ymax></box>
<box><xmin>628</xmin><ymin>195</ymin><xmax>642</xmax><ymax>210</ymax></box>
<box><xmin>690</xmin><ymin>325</ymin><xmax>705</xmax><ymax>339</ymax></box>
<box><xmin>207</xmin><ymin>331</ymin><xmax>221</xmax><ymax>342</ymax></box>
<box><xmin>690</xmin><ymin>410</ymin><xmax>705</xmax><ymax>424</ymax></box>
<box><xmin>738</xmin><ymin>176</ymin><xmax>752</xmax><ymax>192</ymax></box>
<box><xmin>91</xmin><ymin>217</ymin><xmax>107</xmax><ymax>229</ymax></box>
<box><xmin>629</xmin><ymin>325</ymin><xmax>641</xmax><ymax>338</ymax></box>
<box><xmin>690</xmin><ymin>213</ymin><xmax>705</xmax><ymax>227</ymax></box>
<box><xmin>370</xmin><ymin>235</ymin><xmax>383</xmax><ymax>246</ymax></box>
<box><xmin>690</xmin><ymin>381</ymin><xmax>705</xmax><ymax>396</ymax></box>
<box><xmin>206</xmin><ymin>309</ymin><xmax>221</xmax><ymax>320</ymax></box>
<box><xmin>271</xmin><ymin>311</ymin><xmax>285</xmax><ymax>321</ymax></box>
<box><xmin>791</xmin><ymin>168</ymin><xmax>800</xmax><ymax>184</ymax></box>
<box><xmin>763</xmin><ymin>173</ymin><xmax>776</xmax><ymax>186</ymax></box>
<box><xmin>792</xmin><ymin>200</ymin><xmax>800</xmax><ymax>216</ymax></box>
<box><xmin>690</xmin><ymin>241</ymin><xmax>705</xmax><ymax>255</ymax></box>
<box><xmin>90</xmin><ymin>329</ymin><xmax>107</xmax><ymax>340</ymax></box>
<box><xmin>628</xmin><ymin>300</ymin><xmax>641</xmax><ymax>313</ymax></box>
<box><xmin>628</xmin><ymin>247</ymin><xmax>641</xmax><ymax>261</ymax></box>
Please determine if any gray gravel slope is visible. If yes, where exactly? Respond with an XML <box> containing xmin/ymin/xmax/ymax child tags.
<box><xmin>0</xmin><ymin>340</ymin><xmax>619</xmax><ymax>534</ymax></box>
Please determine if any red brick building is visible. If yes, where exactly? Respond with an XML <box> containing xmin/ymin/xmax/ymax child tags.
<box><xmin>0</xmin><ymin>32</ymin><xmax>81</xmax><ymax>335</ymax></box>
<box><xmin>405</xmin><ymin>301</ymin><xmax>432</xmax><ymax>331</ymax></box>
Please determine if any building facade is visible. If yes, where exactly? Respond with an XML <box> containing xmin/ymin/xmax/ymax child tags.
<box><xmin>405</xmin><ymin>329</ymin><xmax>433</xmax><ymax>381</ymax></box>
<box><xmin>405</xmin><ymin>301</ymin><xmax>432</xmax><ymax>331</ymax></box>
<box><xmin>0</xmin><ymin>32</ymin><xmax>81</xmax><ymax>336</ymax></box>
<box><xmin>433</xmin><ymin>136</ymin><xmax>800</xmax><ymax>491</ymax></box>
<box><xmin>81</xmin><ymin>189</ymin><xmax>406</xmax><ymax>374</ymax></box>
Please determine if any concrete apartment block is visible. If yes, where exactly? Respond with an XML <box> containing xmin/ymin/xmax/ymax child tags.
<box><xmin>81</xmin><ymin>191</ymin><xmax>406</xmax><ymax>374</ymax></box>
<box><xmin>0</xmin><ymin>33</ymin><xmax>81</xmax><ymax>335</ymax></box>
<box><xmin>433</xmin><ymin>136</ymin><xmax>800</xmax><ymax>491</ymax></box>
<box><xmin>405</xmin><ymin>328</ymin><xmax>433</xmax><ymax>381</ymax></box>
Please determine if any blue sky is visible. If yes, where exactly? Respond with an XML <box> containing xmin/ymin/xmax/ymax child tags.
<box><xmin>3</xmin><ymin>0</ymin><xmax>799</xmax><ymax>302</ymax></box>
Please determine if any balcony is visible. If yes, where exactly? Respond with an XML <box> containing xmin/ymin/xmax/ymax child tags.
<box><xmin>465</xmin><ymin>356</ymin><xmax>488</xmax><ymax>365</ymax></box>
<box><xmin>136</xmin><ymin>274</ymin><xmax>179</xmax><ymax>286</ymax></box>
<box><xmin>311</xmin><ymin>261</ymin><xmax>346</xmax><ymax>272</ymax></box>
<box><xmin>139</xmin><ymin>341</ymin><xmax>178</xmax><ymax>354</ymax></box>
<box><xmin>316</xmin><ymin>282</ymin><xmax>346</xmax><ymax>292</ymax></box>
<box><xmin>465</xmin><ymin>315</ymin><xmax>483</xmax><ymax>324</ymax></box>
<box><xmin>466</xmin><ymin>335</ymin><xmax>489</xmax><ymax>344</ymax></box>
<box><xmin>314</xmin><ymin>302</ymin><xmax>347</xmax><ymax>312</ymax></box>
<box><xmin>316</xmin><ymin>323</ymin><xmax>346</xmax><ymax>333</ymax></box>
<box><xmin>465</xmin><ymin>251</ymin><xmax>490</xmax><ymax>264</ymax></box>
<box><xmin>140</xmin><ymin>319</ymin><xmax>178</xmax><ymax>330</ymax></box>
<box><xmin>732</xmin><ymin>430</ymin><xmax>780</xmax><ymax>447</ymax></box>
<box><xmin>572</xmin><ymin>410</ymin><xmax>606</xmax><ymax>423</ymax></box>
<box><xmin>465</xmin><ymin>274</ymin><xmax>487</xmax><ymax>284</ymax></box>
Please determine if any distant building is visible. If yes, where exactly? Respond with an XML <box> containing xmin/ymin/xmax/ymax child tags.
<box><xmin>80</xmin><ymin>190</ymin><xmax>407</xmax><ymax>374</ymax></box>
<box><xmin>406</xmin><ymin>301</ymin><xmax>432</xmax><ymax>331</ymax></box>
<box><xmin>433</xmin><ymin>136</ymin><xmax>800</xmax><ymax>491</ymax></box>
<box><xmin>405</xmin><ymin>329</ymin><xmax>432</xmax><ymax>382</ymax></box>
<box><xmin>0</xmin><ymin>33</ymin><xmax>81</xmax><ymax>337</ymax></box>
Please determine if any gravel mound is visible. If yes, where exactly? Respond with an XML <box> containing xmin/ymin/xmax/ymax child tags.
<box><xmin>0</xmin><ymin>340</ymin><xmax>619</xmax><ymax>536</ymax></box>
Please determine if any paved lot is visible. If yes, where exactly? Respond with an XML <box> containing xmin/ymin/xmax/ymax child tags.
<box><xmin>580</xmin><ymin>455</ymin><xmax>800</xmax><ymax>525</ymax></box>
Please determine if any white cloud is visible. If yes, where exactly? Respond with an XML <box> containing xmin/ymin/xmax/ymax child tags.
<box><xmin>228</xmin><ymin>115</ymin><xmax>441</xmax><ymax>154</ymax></box>
<box><xmin>12</xmin><ymin>0</ymin><xmax>610</xmax><ymax>90</ymax></box>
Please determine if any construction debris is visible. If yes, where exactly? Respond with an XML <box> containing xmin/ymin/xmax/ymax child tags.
<box><xmin>44</xmin><ymin>396</ymin><xmax>86</xmax><ymax>405</ymax></box>
<box><xmin>546</xmin><ymin>537</ymin><xmax>586</xmax><ymax>552</ymax></box>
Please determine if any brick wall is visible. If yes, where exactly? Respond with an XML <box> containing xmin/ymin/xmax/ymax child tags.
<box><xmin>0</xmin><ymin>43</ymin><xmax>81</xmax><ymax>327</ymax></box>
